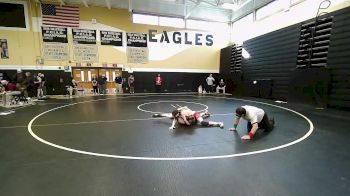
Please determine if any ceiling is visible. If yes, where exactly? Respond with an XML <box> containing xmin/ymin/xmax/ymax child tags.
<box><xmin>38</xmin><ymin>0</ymin><xmax>275</xmax><ymax>22</ymax></box>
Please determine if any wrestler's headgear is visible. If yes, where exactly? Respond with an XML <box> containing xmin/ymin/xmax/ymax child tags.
<box><xmin>172</xmin><ymin>109</ymin><xmax>181</xmax><ymax>119</ymax></box>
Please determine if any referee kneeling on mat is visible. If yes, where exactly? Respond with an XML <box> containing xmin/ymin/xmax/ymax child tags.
<box><xmin>229</xmin><ymin>105</ymin><xmax>275</xmax><ymax>140</ymax></box>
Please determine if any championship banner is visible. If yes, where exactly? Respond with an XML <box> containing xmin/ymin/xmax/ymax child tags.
<box><xmin>42</xmin><ymin>26</ymin><xmax>68</xmax><ymax>43</ymax></box>
<box><xmin>73</xmin><ymin>44</ymin><xmax>98</xmax><ymax>62</ymax></box>
<box><xmin>72</xmin><ymin>29</ymin><xmax>96</xmax><ymax>44</ymax></box>
<box><xmin>126</xmin><ymin>33</ymin><xmax>147</xmax><ymax>47</ymax></box>
<box><xmin>100</xmin><ymin>31</ymin><xmax>123</xmax><ymax>46</ymax></box>
<box><xmin>127</xmin><ymin>47</ymin><xmax>149</xmax><ymax>64</ymax></box>
<box><xmin>126</xmin><ymin>33</ymin><xmax>148</xmax><ymax>63</ymax></box>
<box><xmin>42</xmin><ymin>43</ymin><xmax>69</xmax><ymax>60</ymax></box>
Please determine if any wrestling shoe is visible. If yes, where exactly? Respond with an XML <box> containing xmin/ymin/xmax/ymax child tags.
<box><xmin>152</xmin><ymin>113</ymin><xmax>162</xmax><ymax>118</ymax></box>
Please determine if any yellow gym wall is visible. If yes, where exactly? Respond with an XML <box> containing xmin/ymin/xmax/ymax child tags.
<box><xmin>0</xmin><ymin>0</ymin><xmax>41</xmax><ymax>66</ymax></box>
<box><xmin>0</xmin><ymin>0</ymin><xmax>229</xmax><ymax>72</ymax></box>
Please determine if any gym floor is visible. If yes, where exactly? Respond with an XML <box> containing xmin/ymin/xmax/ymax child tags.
<box><xmin>0</xmin><ymin>94</ymin><xmax>349</xmax><ymax>196</ymax></box>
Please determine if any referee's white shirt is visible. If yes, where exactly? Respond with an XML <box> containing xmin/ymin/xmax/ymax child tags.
<box><xmin>241</xmin><ymin>105</ymin><xmax>265</xmax><ymax>124</ymax></box>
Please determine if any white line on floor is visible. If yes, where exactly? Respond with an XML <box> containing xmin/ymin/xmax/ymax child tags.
<box><xmin>27</xmin><ymin>95</ymin><xmax>314</xmax><ymax>161</ymax></box>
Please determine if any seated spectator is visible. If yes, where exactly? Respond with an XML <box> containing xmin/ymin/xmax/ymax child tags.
<box><xmin>67</xmin><ymin>78</ymin><xmax>78</xmax><ymax>98</ymax></box>
<box><xmin>216</xmin><ymin>79</ymin><xmax>226</xmax><ymax>94</ymax></box>
<box><xmin>92</xmin><ymin>75</ymin><xmax>98</xmax><ymax>95</ymax></box>
<box><xmin>1</xmin><ymin>80</ymin><xmax>20</xmax><ymax>106</ymax></box>
<box><xmin>1</xmin><ymin>80</ymin><xmax>17</xmax><ymax>91</ymax></box>
<box><xmin>39</xmin><ymin>73</ymin><xmax>47</xmax><ymax>97</ymax></box>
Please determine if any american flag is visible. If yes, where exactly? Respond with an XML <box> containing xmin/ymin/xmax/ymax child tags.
<box><xmin>41</xmin><ymin>4</ymin><xmax>79</xmax><ymax>28</ymax></box>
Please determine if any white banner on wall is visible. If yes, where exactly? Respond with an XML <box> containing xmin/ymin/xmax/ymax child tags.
<box><xmin>73</xmin><ymin>44</ymin><xmax>98</xmax><ymax>62</ymax></box>
<box><xmin>42</xmin><ymin>43</ymin><xmax>69</xmax><ymax>60</ymax></box>
<box><xmin>127</xmin><ymin>47</ymin><xmax>149</xmax><ymax>64</ymax></box>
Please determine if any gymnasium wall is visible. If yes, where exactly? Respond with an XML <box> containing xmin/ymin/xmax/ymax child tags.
<box><xmin>0</xmin><ymin>0</ymin><xmax>228</xmax><ymax>72</ymax></box>
<box><xmin>327</xmin><ymin>7</ymin><xmax>350</xmax><ymax>109</ymax></box>
<box><xmin>122</xmin><ymin>72</ymin><xmax>217</xmax><ymax>93</ymax></box>
<box><xmin>240</xmin><ymin>24</ymin><xmax>300</xmax><ymax>100</ymax></box>
<box><xmin>221</xmin><ymin>6</ymin><xmax>350</xmax><ymax>109</ymax></box>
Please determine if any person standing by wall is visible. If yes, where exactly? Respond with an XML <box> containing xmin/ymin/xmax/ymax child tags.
<box><xmin>13</xmin><ymin>69</ymin><xmax>26</xmax><ymax>94</ymax></box>
<box><xmin>97</xmin><ymin>74</ymin><xmax>105</xmax><ymax>94</ymax></box>
<box><xmin>155</xmin><ymin>73</ymin><xmax>163</xmax><ymax>93</ymax></box>
<box><xmin>206</xmin><ymin>74</ymin><xmax>215</xmax><ymax>93</ymax></box>
<box><xmin>92</xmin><ymin>75</ymin><xmax>98</xmax><ymax>95</ymax></box>
<box><xmin>114</xmin><ymin>73</ymin><xmax>123</xmax><ymax>94</ymax></box>
<box><xmin>23</xmin><ymin>72</ymin><xmax>33</xmax><ymax>98</ymax></box>
<box><xmin>34</xmin><ymin>74</ymin><xmax>43</xmax><ymax>98</ymax></box>
<box><xmin>122</xmin><ymin>77</ymin><xmax>128</xmax><ymax>92</ymax></box>
<box><xmin>40</xmin><ymin>73</ymin><xmax>47</xmax><ymax>97</ymax></box>
<box><xmin>102</xmin><ymin>75</ymin><xmax>107</xmax><ymax>94</ymax></box>
<box><xmin>128</xmin><ymin>74</ymin><xmax>135</xmax><ymax>94</ymax></box>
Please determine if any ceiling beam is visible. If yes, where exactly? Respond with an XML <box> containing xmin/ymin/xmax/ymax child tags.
<box><xmin>128</xmin><ymin>0</ymin><xmax>133</xmax><ymax>12</ymax></box>
<box><xmin>230</xmin><ymin>0</ymin><xmax>252</xmax><ymax>22</ymax></box>
<box><xmin>81</xmin><ymin>0</ymin><xmax>89</xmax><ymax>7</ymax></box>
<box><xmin>189</xmin><ymin>0</ymin><xmax>212</xmax><ymax>5</ymax></box>
<box><xmin>185</xmin><ymin>0</ymin><xmax>202</xmax><ymax>19</ymax></box>
<box><xmin>201</xmin><ymin>0</ymin><xmax>217</xmax><ymax>7</ymax></box>
<box><xmin>105</xmin><ymin>0</ymin><xmax>111</xmax><ymax>10</ymax></box>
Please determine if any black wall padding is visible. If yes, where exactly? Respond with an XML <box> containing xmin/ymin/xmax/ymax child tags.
<box><xmin>230</xmin><ymin>72</ymin><xmax>244</xmax><ymax>95</ymax></box>
<box><xmin>219</xmin><ymin>45</ymin><xmax>232</xmax><ymax>77</ymax></box>
<box><xmin>241</xmin><ymin>24</ymin><xmax>301</xmax><ymax>100</ymax></box>
<box><xmin>2</xmin><ymin>70</ymin><xmax>219</xmax><ymax>94</ymax></box>
<box><xmin>219</xmin><ymin>46</ymin><xmax>237</xmax><ymax>94</ymax></box>
<box><xmin>122</xmin><ymin>72</ymin><xmax>218</xmax><ymax>93</ymax></box>
<box><xmin>288</xmin><ymin>68</ymin><xmax>331</xmax><ymax>107</ymax></box>
<box><xmin>244</xmin><ymin>79</ymin><xmax>273</xmax><ymax>99</ymax></box>
<box><xmin>219</xmin><ymin>45</ymin><xmax>238</xmax><ymax>94</ymax></box>
<box><xmin>326</xmin><ymin>7</ymin><xmax>350</xmax><ymax>109</ymax></box>
<box><xmin>232</xmin><ymin>6</ymin><xmax>350</xmax><ymax>109</ymax></box>
<box><xmin>2</xmin><ymin>70</ymin><xmax>72</xmax><ymax>95</ymax></box>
